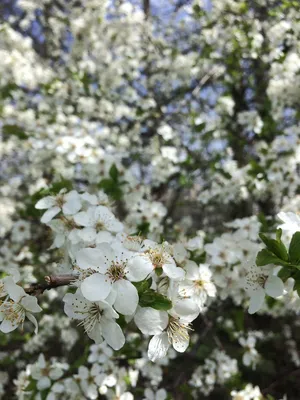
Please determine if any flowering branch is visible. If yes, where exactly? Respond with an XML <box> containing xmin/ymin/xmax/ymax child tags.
<box><xmin>24</xmin><ymin>274</ymin><xmax>77</xmax><ymax>296</ymax></box>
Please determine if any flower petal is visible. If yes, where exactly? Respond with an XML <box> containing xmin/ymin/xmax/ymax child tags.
<box><xmin>26</xmin><ymin>312</ymin><xmax>39</xmax><ymax>334</ymax></box>
<box><xmin>0</xmin><ymin>318</ymin><xmax>19</xmax><ymax>333</ymax></box>
<box><xmin>134</xmin><ymin>307</ymin><xmax>168</xmax><ymax>335</ymax></box>
<box><xmin>4</xmin><ymin>277</ymin><xmax>26</xmax><ymax>302</ymax></box>
<box><xmin>148</xmin><ymin>332</ymin><xmax>170</xmax><ymax>362</ymax></box>
<box><xmin>248</xmin><ymin>287</ymin><xmax>265</xmax><ymax>314</ymax></box>
<box><xmin>102</xmin><ymin>319</ymin><xmax>125</xmax><ymax>350</ymax></box>
<box><xmin>172</xmin><ymin>298</ymin><xmax>200</xmax><ymax>322</ymax></box>
<box><xmin>76</xmin><ymin>248</ymin><xmax>107</xmax><ymax>272</ymax></box>
<box><xmin>126</xmin><ymin>254</ymin><xmax>153</xmax><ymax>282</ymax></box>
<box><xmin>172</xmin><ymin>333</ymin><xmax>189</xmax><ymax>353</ymax></box>
<box><xmin>41</xmin><ymin>206</ymin><xmax>61</xmax><ymax>223</ymax></box>
<box><xmin>113</xmin><ymin>280</ymin><xmax>139</xmax><ymax>315</ymax></box>
<box><xmin>63</xmin><ymin>191</ymin><xmax>82</xmax><ymax>215</ymax></box>
<box><xmin>78</xmin><ymin>227</ymin><xmax>97</xmax><ymax>242</ymax></box>
<box><xmin>21</xmin><ymin>296</ymin><xmax>42</xmax><ymax>313</ymax></box>
<box><xmin>37</xmin><ymin>376</ymin><xmax>51</xmax><ymax>391</ymax></box>
<box><xmin>81</xmin><ymin>274</ymin><xmax>112</xmax><ymax>302</ymax></box>
<box><xmin>88</xmin><ymin>324</ymin><xmax>104</xmax><ymax>344</ymax></box>
<box><xmin>162</xmin><ymin>261</ymin><xmax>185</xmax><ymax>281</ymax></box>
<box><xmin>35</xmin><ymin>196</ymin><xmax>56</xmax><ymax>209</ymax></box>
<box><xmin>265</xmin><ymin>275</ymin><xmax>284</xmax><ymax>298</ymax></box>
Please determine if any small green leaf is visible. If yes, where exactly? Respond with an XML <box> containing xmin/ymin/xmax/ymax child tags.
<box><xmin>294</xmin><ymin>280</ymin><xmax>300</xmax><ymax>297</ymax></box>
<box><xmin>2</xmin><ymin>124</ymin><xmax>28</xmax><ymax>140</ymax></box>
<box><xmin>259</xmin><ymin>233</ymin><xmax>288</xmax><ymax>261</ymax></box>
<box><xmin>139</xmin><ymin>290</ymin><xmax>172</xmax><ymax>311</ymax></box>
<box><xmin>109</xmin><ymin>164</ymin><xmax>119</xmax><ymax>182</ymax></box>
<box><xmin>133</xmin><ymin>278</ymin><xmax>152</xmax><ymax>295</ymax></box>
<box><xmin>276</xmin><ymin>228</ymin><xmax>282</xmax><ymax>241</ymax></box>
<box><xmin>277</xmin><ymin>267</ymin><xmax>293</xmax><ymax>282</ymax></box>
<box><xmin>289</xmin><ymin>232</ymin><xmax>300</xmax><ymax>265</ymax></box>
<box><xmin>256</xmin><ymin>249</ymin><xmax>287</xmax><ymax>267</ymax></box>
<box><xmin>98</xmin><ymin>178</ymin><xmax>123</xmax><ymax>201</ymax></box>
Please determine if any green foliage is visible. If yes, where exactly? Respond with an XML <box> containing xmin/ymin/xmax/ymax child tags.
<box><xmin>133</xmin><ymin>278</ymin><xmax>152</xmax><ymax>295</ymax></box>
<box><xmin>2</xmin><ymin>124</ymin><xmax>28</xmax><ymax>140</ymax></box>
<box><xmin>288</xmin><ymin>232</ymin><xmax>300</xmax><ymax>265</ymax></box>
<box><xmin>256</xmin><ymin>249</ymin><xmax>287</xmax><ymax>267</ymax></box>
<box><xmin>139</xmin><ymin>290</ymin><xmax>172</xmax><ymax>311</ymax></box>
<box><xmin>98</xmin><ymin>164</ymin><xmax>124</xmax><ymax>201</ymax></box>
<box><xmin>256</xmin><ymin>229</ymin><xmax>300</xmax><ymax>270</ymax></box>
<box><xmin>259</xmin><ymin>232</ymin><xmax>288</xmax><ymax>261</ymax></box>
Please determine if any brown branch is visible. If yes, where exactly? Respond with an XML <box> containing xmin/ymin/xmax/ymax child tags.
<box><xmin>24</xmin><ymin>274</ymin><xmax>77</xmax><ymax>296</ymax></box>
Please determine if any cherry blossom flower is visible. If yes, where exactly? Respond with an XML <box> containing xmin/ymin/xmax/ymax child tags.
<box><xmin>35</xmin><ymin>189</ymin><xmax>82</xmax><ymax>223</ymax></box>
<box><xmin>178</xmin><ymin>263</ymin><xmax>216</xmax><ymax>308</ymax></box>
<box><xmin>73</xmin><ymin>205</ymin><xmax>123</xmax><ymax>243</ymax></box>
<box><xmin>134</xmin><ymin>298</ymin><xmax>199</xmax><ymax>361</ymax></box>
<box><xmin>245</xmin><ymin>265</ymin><xmax>284</xmax><ymax>314</ymax></box>
<box><xmin>0</xmin><ymin>277</ymin><xmax>42</xmax><ymax>333</ymax></box>
<box><xmin>128</xmin><ymin>240</ymin><xmax>185</xmax><ymax>282</ymax></box>
<box><xmin>76</xmin><ymin>243</ymin><xmax>139</xmax><ymax>315</ymax></box>
<box><xmin>63</xmin><ymin>291</ymin><xmax>125</xmax><ymax>350</ymax></box>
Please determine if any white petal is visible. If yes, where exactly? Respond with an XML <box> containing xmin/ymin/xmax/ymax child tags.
<box><xmin>126</xmin><ymin>254</ymin><xmax>153</xmax><ymax>282</ymax></box>
<box><xmin>37</xmin><ymin>376</ymin><xmax>51</xmax><ymax>390</ymax></box>
<box><xmin>3</xmin><ymin>276</ymin><xmax>26</xmax><ymax>303</ymax></box>
<box><xmin>81</xmin><ymin>193</ymin><xmax>98</xmax><ymax>205</ymax></box>
<box><xmin>26</xmin><ymin>312</ymin><xmax>39</xmax><ymax>334</ymax></box>
<box><xmin>35</xmin><ymin>196</ymin><xmax>56</xmax><ymax>209</ymax></box>
<box><xmin>88</xmin><ymin>324</ymin><xmax>104</xmax><ymax>344</ymax></box>
<box><xmin>73</xmin><ymin>209</ymin><xmax>94</xmax><ymax>227</ymax></box>
<box><xmin>41</xmin><ymin>206</ymin><xmax>61</xmax><ymax>223</ymax></box>
<box><xmin>21</xmin><ymin>296</ymin><xmax>42</xmax><ymax>313</ymax></box>
<box><xmin>148</xmin><ymin>332</ymin><xmax>170</xmax><ymax>362</ymax></box>
<box><xmin>63</xmin><ymin>293</ymin><xmax>89</xmax><ymax>319</ymax></box>
<box><xmin>76</xmin><ymin>248</ymin><xmax>107</xmax><ymax>272</ymax></box>
<box><xmin>248</xmin><ymin>288</ymin><xmax>265</xmax><ymax>314</ymax></box>
<box><xmin>102</xmin><ymin>319</ymin><xmax>125</xmax><ymax>350</ymax></box>
<box><xmin>265</xmin><ymin>275</ymin><xmax>284</xmax><ymax>298</ymax></box>
<box><xmin>95</xmin><ymin>231</ymin><xmax>113</xmax><ymax>244</ymax></box>
<box><xmin>81</xmin><ymin>274</ymin><xmax>112</xmax><ymax>302</ymax></box>
<box><xmin>172</xmin><ymin>334</ymin><xmax>189</xmax><ymax>353</ymax></box>
<box><xmin>134</xmin><ymin>307</ymin><xmax>168</xmax><ymax>335</ymax></box>
<box><xmin>185</xmin><ymin>261</ymin><xmax>200</xmax><ymax>280</ymax></box>
<box><xmin>156</xmin><ymin>389</ymin><xmax>167</xmax><ymax>400</ymax></box>
<box><xmin>120</xmin><ymin>393</ymin><xmax>134</xmax><ymax>400</ymax></box>
<box><xmin>63</xmin><ymin>191</ymin><xmax>82</xmax><ymax>215</ymax></box>
<box><xmin>163</xmin><ymin>261</ymin><xmax>185</xmax><ymax>281</ymax></box>
<box><xmin>113</xmin><ymin>280</ymin><xmax>139</xmax><ymax>315</ymax></box>
<box><xmin>4</xmin><ymin>277</ymin><xmax>26</xmax><ymax>302</ymax></box>
<box><xmin>78</xmin><ymin>228</ymin><xmax>97</xmax><ymax>242</ymax></box>
<box><xmin>173</xmin><ymin>298</ymin><xmax>200</xmax><ymax>322</ymax></box>
<box><xmin>0</xmin><ymin>318</ymin><xmax>19</xmax><ymax>333</ymax></box>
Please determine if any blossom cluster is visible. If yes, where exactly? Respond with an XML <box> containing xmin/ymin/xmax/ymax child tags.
<box><xmin>33</xmin><ymin>189</ymin><xmax>215</xmax><ymax>361</ymax></box>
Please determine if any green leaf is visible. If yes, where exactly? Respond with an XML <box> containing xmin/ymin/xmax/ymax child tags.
<box><xmin>289</xmin><ymin>232</ymin><xmax>300</xmax><ymax>265</ymax></box>
<box><xmin>98</xmin><ymin>178</ymin><xmax>123</xmax><ymax>201</ymax></box>
<box><xmin>109</xmin><ymin>164</ymin><xmax>119</xmax><ymax>182</ymax></box>
<box><xmin>277</xmin><ymin>267</ymin><xmax>293</xmax><ymax>282</ymax></box>
<box><xmin>2</xmin><ymin>124</ymin><xmax>28</xmax><ymax>140</ymax></box>
<box><xmin>139</xmin><ymin>290</ymin><xmax>172</xmax><ymax>311</ymax></box>
<box><xmin>256</xmin><ymin>249</ymin><xmax>287</xmax><ymax>267</ymax></box>
<box><xmin>294</xmin><ymin>280</ymin><xmax>300</xmax><ymax>297</ymax></box>
<box><xmin>133</xmin><ymin>278</ymin><xmax>152</xmax><ymax>295</ymax></box>
<box><xmin>259</xmin><ymin>233</ymin><xmax>288</xmax><ymax>261</ymax></box>
<box><xmin>276</xmin><ymin>228</ymin><xmax>282</xmax><ymax>241</ymax></box>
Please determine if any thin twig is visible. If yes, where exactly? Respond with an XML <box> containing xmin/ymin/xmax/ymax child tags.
<box><xmin>24</xmin><ymin>274</ymin><xmax>77</xmax><ymax>296</ymax></box>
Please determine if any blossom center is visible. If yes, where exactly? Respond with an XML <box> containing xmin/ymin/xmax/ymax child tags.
<box><xmin>79</xmin><ymin>303</ymin><xmax>103</xmax><ymax>333</ymax></box>
<box><xmin>146</xmin><ymin>249</ymin><xmax>165</xmax><ymax>269</ymax></box>
<box><xmin>106</xmin><ymin>261</ymin><xmax>126</xmax><ymax>282</ymax></box>
<box><xmin>167</xmin><ymin>317</ymin><xmax>192</xmax><ymax>345</ymax></box>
